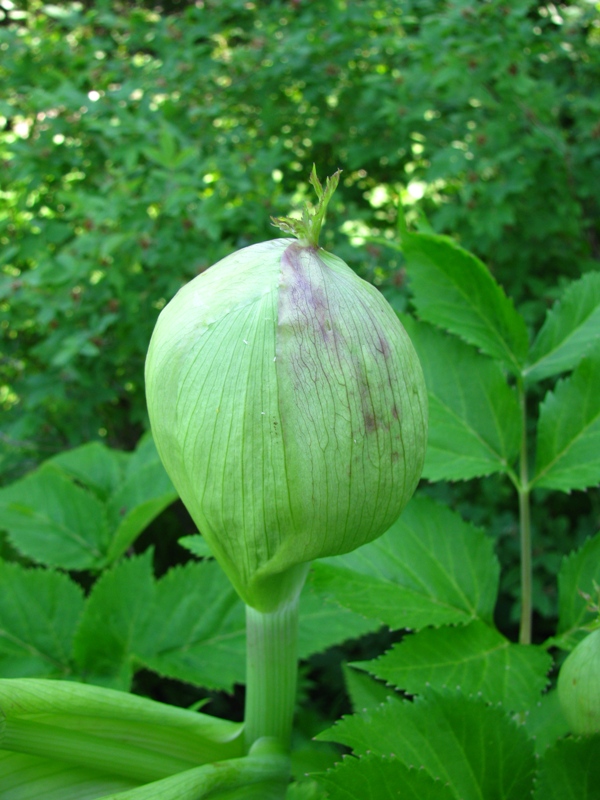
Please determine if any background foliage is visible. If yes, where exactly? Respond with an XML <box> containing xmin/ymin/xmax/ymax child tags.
<box><xmin>0</xmin><ymin>2</ymin><xmax>599</xmax><ymax>794</ymax></box>
<box><xmin>1</xmin><ymin>0</ymin><xmax>599</xmax><ymax>471</ymax></box>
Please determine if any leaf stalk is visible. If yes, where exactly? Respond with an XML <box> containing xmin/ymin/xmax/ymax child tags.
<box><xmin>517</xmin><ymin>379</ymin><xmax>533</xmax><ymax>644</ymax></box>
<box><xmin>244</xmin><ymin>593</ymin><xmax>302</xmax><ymax>753</ymax></box>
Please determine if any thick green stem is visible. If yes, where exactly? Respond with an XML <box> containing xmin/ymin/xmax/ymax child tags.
<box><xmin>244</xmin><ymin>595</ymin><xmax>301</xmax><ymax>753</ymax></box>
<box><xmin>1</xmin><ymin>718</ymin><xmax>191</xmax><ymax>783</ymax></box>
<box><xmin>517</xmin><ymin>381</ymin><xmax>532</xmax><ymax>644</ymax></box>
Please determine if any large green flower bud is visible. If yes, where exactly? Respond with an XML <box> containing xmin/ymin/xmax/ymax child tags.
<box><xmin>145</xmin><ymin>170</ymin><xmax>427</xmax><ymax>611</ymax></box>
<box><xmin>558</xmin><ymin>628</ymin><xmax>600</xmax><ymax>735</ymax></box>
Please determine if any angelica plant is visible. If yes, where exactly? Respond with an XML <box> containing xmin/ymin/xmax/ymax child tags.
<box><xmin>1</xmin><ymin>174</ymin><xmax>599</xmax><ymax>800</ymax></box>
<box><xmin>145</xmin><ymin>168</ymin><xmax>428</xmax><ymax>751</ymax></box>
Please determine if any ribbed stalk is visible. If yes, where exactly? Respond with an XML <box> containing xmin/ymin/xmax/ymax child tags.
<box><xmin>244</xmin><ymin>595</ymin><xmax>301</xmax><ymax>752</ymax></box>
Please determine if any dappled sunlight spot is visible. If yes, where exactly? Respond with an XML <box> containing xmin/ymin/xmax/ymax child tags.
<box><xmin>406</xmin><ymin>181</ymin><xmax>426</xmax><ymax>202</ymax></box>
<box><xmin>340</xmin><ymin>218</ymin><xmax>371</xmax><ymax>247</ymax></box>
<box><xmin>366</xmin><ymin>185</ymin><xmax>390</xmax><ymax>209</ymax></box>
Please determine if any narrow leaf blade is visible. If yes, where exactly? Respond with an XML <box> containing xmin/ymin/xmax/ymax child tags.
<box><xmin>98</xmin><ymin>749</ymin><xmax>289</xmax><ymax>800</ymax></box>
<box><xmin>0</xmin><ymin>678</ymin><xmax>243</xmax><ymax>767</ymax></box>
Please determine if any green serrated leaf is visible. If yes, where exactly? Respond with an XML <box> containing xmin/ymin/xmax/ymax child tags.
<box><xmin>532</xmin><ymin>353</ymin><xmax>600</xmax><ymax>491</ymax></box>
<box><xmin>105</xmin><ymin>459</ymin><xmax>177</xmax><ymax>562</ymax></box>
<box><xmin>534</xmin><ymin>734</ymin><xmax>600</xmax><ymax>800</ymax></box>
<box><xmin>315</xmin><ymin>753</ymin><xmax>454</xmax><ymax>800</ymax></box>
<box><xmin>0</xmin><ymin>560</ymin><xmax>84</xmax><ymax>678</ymax></box>
<box><xmin>286</xmin><ymin>780</ymin><xmax>327</xmax><ymax>800</ymax></box>
<box><xmin>135</xmin><ymin>560</ymin><xmax>246</xmax><ymax>692</ymax></box>
<box><xmin>555</xmin><ymin>533</ymin><xmax>600</xmax><ymax>648</ymax></box>
<box><xmin>50</xmin><ymin>441</ymin><xmax>128</xmax><ymax>501</ymax></box>
<box><xmin>403</xmin><ymin>318</ymin><xmax>521</xmax><ymax>481</ymax></box>
<box><xmin>526</xmin><ymin>271</ymin><xmax>600</xmax><ymax>383</ymax></box>
<box><xmin>521</xmin><ymin>690</ymin><xmax>570</xmax><ymax>755</ymax></box>
<box><xmin>0</xmin><ymin>464</ymin><xmax>110</xmax><ymax>570</ymax></box>
<box><xmin>72</xmin><ymin>555</ymin><xmax>378</xmax><ymax>695</ymax></box>
<box><xmin>298</xmin><ymin>575</ymin><xmax>380</xmax><ymax>659</ymax></box>
<box><xmin>399</xmin><ymin>228</ymin><xmax>528</xmax><ymax>373</ymax></box>
<box><xmin>317</xmin><ymin>690</ymin><xmax>536</xmax><ymax>800</ymax></box>
<box><xmin>73</xmin><ymin>550</ymin><xmax>156</xmax><ymax>690</ymax></box>
<box><xmin>136</xmin><ymin>562</ymin><xmax>379</xmax><ymax>693</ymax></box>
<box><xmin>343</xmin><ymin>664</ymin><xmax>395</xmax><ymax>714</ymax></box>
<box><xmin>2</xmin><ymin>436</ymin><xmax>177</xmax><ymax>570</ymax></box>
<box><xmin>179</xmin><ymin>535</ymin><xmax>213</xmax><ymax>559</ymax></box>
<box><xmin>125</xmin><ymin>432</ymin><xmax>163</xmax><ymax>477</ymax></box>
<box><xmin>360</xmin><ymin>621</ymin><xmax>551</xmax><ymax>711</ymax></box>
<box><xmin>312</xmin><ymin>495</ymin><xmax>499</xmax><ymax>630</ymax></box>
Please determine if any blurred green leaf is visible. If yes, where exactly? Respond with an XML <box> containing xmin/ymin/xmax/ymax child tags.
<box><xmin>342</xmin><ymin>664</ymin><xmax>395</xmax><ymax>714</ymax></box>
<box><xmin>554</xmin><ymin>533</ymin><xmax>600</xmax><ymax>649</ymax></box>
<box><xmin>315</xmin><ymin>753</ymin><xmax>454</xmax><ymax>800</ymax></box>
<box><xmin>534</xmin><ymin>734</ymin><xmax>600</xmax><ymax>800</ymax></box>
<box><xmin>403</xmin><ymin>318</ymin><xmax>521</xmax><ymax>481</ymax></box>
<box><xmin>51</xmin><ymin>442</ymin><xmax>129</xmax><ymax>501</ymax></box>
<box><xmin>0</xmin><ymin>465</ymin><xmax>110</xmax><ymax>570</ymax></box>
<box><xmin>105</xmin><ymin>458</ymin><xmax>177</xmax><ymax>562</ymax></box>
<box><xmin>179</xmin><ymin>535</ymin><xmax>213</xmax><ymax>560</ymax></box>
<box><xmin>0</xmin><ymin>438</ymin><xmax>176</xmax><ymax>570</ymax></box>
<box><xmin>521</xmin><ymin>690</ymin><xmax>569</xmax><ymax>755</ymax></box>
<box><xmin>286</xmin><ymin>781</ymin><xmax>327</xmax><ymax>800</ymax></box>
<box><xmin>526</xmin><ymin>272</ymin><xmax>600</xmax><ymax>383</ymax></box>
<box><xmin>0</xmin><ymin>560</ymin><xmax>84</xmax><ymax>678</ymax></box>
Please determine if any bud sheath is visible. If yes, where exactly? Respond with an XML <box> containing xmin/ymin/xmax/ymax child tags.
<box><xmin>145</xmin><ymin>182</ymin><xmax>427</xmax><ymax>612</ymax></box>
